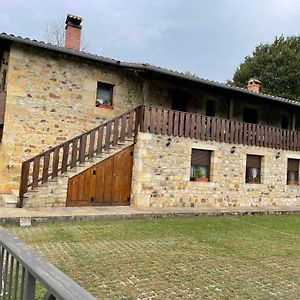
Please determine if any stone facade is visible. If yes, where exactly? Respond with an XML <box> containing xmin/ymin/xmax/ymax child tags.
<box><xmin>131</xmin><ymin>132</ymin><xmax>300</xmax><ymax>208</ymax></box>
<box><xmin>1</xmin><ymin>38</ymin><xmax>300</xmax><ymax>206</ymax></box>
<box><xmin>0</xmin><ymin>43</ymin><xmax>142</xmax><ymax>193</ymax></box>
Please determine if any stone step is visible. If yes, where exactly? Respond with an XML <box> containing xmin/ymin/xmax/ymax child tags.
<box><xmin>1</xmin><ymin>193</ymin><xmax>18</xmax><ymax>208</ymax></box>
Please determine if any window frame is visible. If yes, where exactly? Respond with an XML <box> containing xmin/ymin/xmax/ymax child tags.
<box><xmin>287</xmin><ymin>158</ymin><xmax>299</xmax><ymax>185</ymax></box>
<box><xmin>190</xmin><ymin>149</ymin><xmax>212</xmax><ymax>182</ymax></box>
<box><xmin>245</xmin><ymin>154</ymin><xmax>262</xmax><ymax>184</ymax></box>
<box><xmin>281</xmin><ymin>114</ymin><xmax>290</xmax><ymax>130</ymax></box>
<box><xmin>96</xmin><ymin>82</ymin><xmax>114</xmax><ymax>109</ymax></box>
<box><xmin>205</xmin><ymin>100</ymin><xmax>216</xmax><ymax>117</ymax></box>
<box><xmin>243</xmin><ymin>107</ymin><xmax>258</xmax><ymax>124</ymax></box>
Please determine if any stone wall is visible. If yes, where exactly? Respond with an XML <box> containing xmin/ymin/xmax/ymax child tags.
<box><xmin>132</xmin><ymin>132</ymin><xmax>300</xmax><ymax>208</ymax></box>
<box><xmin>0</xmin><ymin>43</ymin><xmax>142</xmax><ymax>193</ymax></box>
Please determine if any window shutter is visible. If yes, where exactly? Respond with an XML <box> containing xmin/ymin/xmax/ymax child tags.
<box><xmin>288</xmin><ymin>159</ymin><xmax>299</xmax><ymax>172</ymax></box>
<box><xmin>246</xmin><ymin>155</ymin><xmax>261</xmax><ymax>168</ymax></box>
<box><xmin>191</xmin><ymin>149</ymin><xmax>211</xmax><ymax>166</ymax></box>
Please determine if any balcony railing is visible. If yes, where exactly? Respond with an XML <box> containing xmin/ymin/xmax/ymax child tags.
<box><xmin>141</xmin><ymin>106</ymin><xmax>300</xmax><ymax>151</ymax></box>
<box><xmin>0</xmin><ymin>226</ymin><xmax>96</xmax><ymax>300</ymax></box>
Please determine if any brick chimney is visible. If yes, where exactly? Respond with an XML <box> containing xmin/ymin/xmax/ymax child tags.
<box><xmin>247</xmin><ymin>78</ymin><xmax>261</xmax><ymax>93</ymax></box>
<box><xmin>65</xmin><ymin>14</ymin><xmax>82</xmax><ymax>51</ymax></box>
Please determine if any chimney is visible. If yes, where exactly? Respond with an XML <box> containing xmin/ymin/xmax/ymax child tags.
<box><xmin>65</xmin><ymin>14</ymin><xmax>82</xmax><ymax>51</ymax></box>
<box><xmin>247</xmin><ymin>78</ymin><xmax>261</xmax><ymax>93</ymax></box>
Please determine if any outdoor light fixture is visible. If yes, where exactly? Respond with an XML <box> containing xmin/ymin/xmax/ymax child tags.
<box><xmin>166</xmin><ymin>138</ymin><xmax>172</xmax><ymax>147</ymax></box>
<box><xmin>230</xmin><ymin>146</ymin><xmax>236</xmax><ymax>154</ymax></box>
<box><xmin>275</xmin><ymin>151</ymin><xmax>280</xmax><ymax>159</ymax></box>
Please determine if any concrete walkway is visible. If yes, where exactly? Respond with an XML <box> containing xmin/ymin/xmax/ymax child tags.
<box><xmin>0</xmin><ymin>205</ymin><xmax>299</xmax><ymax>224</ymax></box>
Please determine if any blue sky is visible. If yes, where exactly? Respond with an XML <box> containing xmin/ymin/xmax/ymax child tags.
<box><xmin>1</xmin><ymin>0</ymin><xmax>300</xmax><ymax>82</ymax></box>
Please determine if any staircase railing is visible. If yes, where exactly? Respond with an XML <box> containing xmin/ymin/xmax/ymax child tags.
<box><xmin>0</xmin><ymin>226</ymin><xmax>96</xmax><ymax>300</ymax></box>
<box><xmin>19</xmin><ymin>105</ymin><xmax>143</xmax><ymax>207</ymax></box>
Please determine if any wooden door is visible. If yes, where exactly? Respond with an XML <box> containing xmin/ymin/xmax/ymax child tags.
<box><xmin>66</xmin><ymin>145</ymin><xmax>134</xmax><ymax>206</ymax></box>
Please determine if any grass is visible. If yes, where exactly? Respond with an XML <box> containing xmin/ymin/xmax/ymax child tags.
<box><xmin>4</xmin><ymin>214</ymin><xmax>300</xmax><ymax>299</ymax></box>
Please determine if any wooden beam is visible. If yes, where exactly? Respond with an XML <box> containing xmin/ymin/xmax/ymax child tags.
<box><xmin>142</xmin><ymin>79</ymin><xmax>150</xmax><ymax>105</ymax></box>
<box><xmin>292</xmin><ymin>112</ymin><xmax>296</xmax><ymax>131</ymax></box>
<box><xmin>229</xmin><ymin>98</ymin><xmax>234</xmax><ymax>120</ymax></box>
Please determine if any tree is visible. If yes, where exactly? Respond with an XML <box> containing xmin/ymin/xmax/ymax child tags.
<box><xmin>43</xmin><ymin>17</ymin><xmax>88</xmax><ymax>50</ymax></box>
<box><xmin>43</xmin><ymin>17</ymin><xmax>65</xmax><ymax>47</ymax></box>
<box><xmin>230</xmin><ymin>36</ymin><xmax>300</xmax><ymax>100</ymax></box>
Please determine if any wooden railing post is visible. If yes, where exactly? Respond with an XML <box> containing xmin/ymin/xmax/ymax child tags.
<box><xmin>19</xmin><ymin>161</ymin><xmax>30</xmax><ymax>208</ymax></box>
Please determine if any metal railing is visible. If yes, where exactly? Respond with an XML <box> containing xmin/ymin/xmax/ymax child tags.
<box><xmin>0</xmin><ymin>226</ymin><xmax>96</xmax><ymax>300</ymax></box>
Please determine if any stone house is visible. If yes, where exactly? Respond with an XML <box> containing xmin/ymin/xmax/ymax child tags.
<box><xmin>0</xmin><ymin>15</ymin><xmax>300</xmax><ymax>208</ymax></box>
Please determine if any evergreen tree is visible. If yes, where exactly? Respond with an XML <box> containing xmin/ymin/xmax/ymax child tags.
<box><xmin>231</xmin><ymin>36</ymin><xmax>300</xmax><ymax>100</ymax></box>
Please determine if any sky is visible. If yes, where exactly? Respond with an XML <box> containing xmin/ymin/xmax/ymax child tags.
<box><xmin>1</xmin><ymin>0</ymin><xmax>300</xmax><ymax>82</ymax></box>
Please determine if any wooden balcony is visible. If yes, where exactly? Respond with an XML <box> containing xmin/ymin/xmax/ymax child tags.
<box><xmin>141</xmin><ymin>106</ymin><xmax>300</xmax><ymax>151</ymax></box>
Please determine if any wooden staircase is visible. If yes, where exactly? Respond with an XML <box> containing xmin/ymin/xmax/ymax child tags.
<box><xmin>19</xmin><ymin>106</ymin><xmax>142</xmax><ymax>207</ymax></box>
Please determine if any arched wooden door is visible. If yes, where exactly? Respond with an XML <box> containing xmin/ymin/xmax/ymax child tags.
<box><xmin>66</xmin><ymin>145</ymin><xmax>134</xmax><ymax>206</ymax></box>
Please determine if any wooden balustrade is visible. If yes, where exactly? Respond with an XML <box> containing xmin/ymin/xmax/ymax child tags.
<box><xmin>141</xmin><ymin>106</ymin><xmax>300</xmax><ymax>151</ymax></box>
<box><xmin>19</xmin><ymin>106</ymin><xmax>143</xmax><ymax>207</ymax></box>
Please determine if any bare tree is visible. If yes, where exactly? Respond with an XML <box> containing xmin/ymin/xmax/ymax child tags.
<box><xmin>43</xmin><ymin>17</ymin><xmax>65</xmax><ymax>47</ymax></box>
<box><xmin>43</xmin><ymin>17</ymin><xmax>89</xmax><ymax>50</ymax></box>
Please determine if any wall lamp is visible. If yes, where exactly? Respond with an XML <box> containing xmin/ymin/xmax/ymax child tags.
<box><xmin>275</xmin><ymin>151</ymin><xmax>280</xmax><ymax>159</ymax></box>
<box><xmin>230</xmin><ymin>146</ymin><xmax>236</xmax><ymax>154</ymax></box>
<box><xmin>166</xmin><ymin>138</ymin><xmax>172</xmax><ymax>147</ymax></box>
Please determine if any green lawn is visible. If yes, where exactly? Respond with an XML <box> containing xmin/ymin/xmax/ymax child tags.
<box><xmin>5</xmin><ymin>214</ymin><xmax>300</xmax><ymax>299</ymax></box>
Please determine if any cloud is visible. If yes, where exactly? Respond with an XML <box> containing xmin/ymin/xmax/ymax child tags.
<box><xmin>1</xmin><ymin>0</ymin><xmax>299</xmax><ymax>81</ymax></box>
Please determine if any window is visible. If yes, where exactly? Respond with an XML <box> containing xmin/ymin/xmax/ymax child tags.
<box><xmin>287</xmin><ymin>159</ymin><xmax>299</xmax><ymax>185</ymax></box>
<box><xmin>190</xmin><ymin>149</ymin><xmax>211</xmax><ymax>182</ymax></box>
<box><xmin>206</xmin><ymin>100</ymin><xmax>215</xmax><ymax>117</ymax></box>
<box><xmin>281</xmin><ymin>115</ymin><xmax>289</xmax><ymax>130</ymax></box>
<box><xmin>246</xmin><ymin>155</ymin><xmax>262</xmax><ymax>184</ymax></box>
<box><xmin>96</xmin><ymin>82</ymin><xmax>114</xmax><ymax>108</ymax></box>
<box><xmin>243</xmin><ymin>107</ymin><xmax>258</xmax><ymax>124</ymax></box>
<box><xmin>171</xmin><ymin>90</ymin><xmax>189</xmax><ymax>112</ymax></box>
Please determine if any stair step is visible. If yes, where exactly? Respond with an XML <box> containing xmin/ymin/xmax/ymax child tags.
<box><xmin>1</xmin><ymin>193</ymin><xmax>18</xmax><ymax>208</ymax></box>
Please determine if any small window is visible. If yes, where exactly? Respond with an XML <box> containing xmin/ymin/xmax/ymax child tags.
<box><xmin>206</xmin><ymin>100</ymin><xmax>215</xmax><ymax>117</ymax></box>
<box><xmin>281</xmin><ymin>115</ymin><xmax>289</xmax><ymax>130</ymax></box>
<box><xmin>287</xmin><ymin>159</ymin><xmax>299</xmax><ymax>185</ymax></box>
<box><xmin>190</xmin><ymin>149</ymin><xmax>211</xmax><ymax>182</ymax></box>
<box><xmin>246</xmin><ymin>155</ymin><xmax>261</xmax><ymax>184</ymax></box>
<box><xmin>243</xmin><ymin>107</ymin><xmax>258</xmax><ymax>124</ymax></box>
<box><xmin>96</xmin><ymin>82</ymin><xmax>114</xmax><ymax>108</ymax></box>
<box><xmin>171</xmin><ymin>90</ymin><xmax>189</xmax><ymax>112</ymax></box>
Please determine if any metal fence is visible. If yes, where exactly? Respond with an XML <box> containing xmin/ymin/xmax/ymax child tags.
<box><xmin>0</xmin><ymin>226</ymin><xmax>96</xmax><ymax>300</ymax></box>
